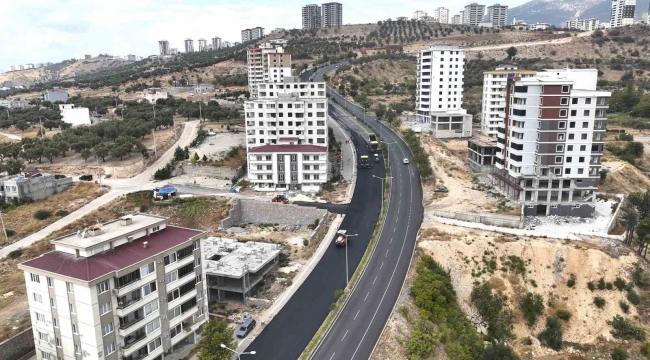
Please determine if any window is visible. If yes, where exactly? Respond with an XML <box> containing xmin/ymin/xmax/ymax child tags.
<box><xmin>165</xmin><ymin>270</ymin><xmax>178</xmax><ymax>284</ymax></box>
<box><xmin>569</xmin><ymin>122</ymin><xmax>576</xmax><ymax>128</ymax></box>
<box><xmin>47</xmin><ymin>277</ymin><xmax>53</xmax><ymax>287</ymax></box>
<box><xmin>140</xmin><ymin>263</ymin><xmax>155</xmax><ymax>277</ymax></box>
<box><xmin>41</xmin><ymin>351</ymin><xmax>52</xmax><ymax>360</ymax></box>
<box><xmin>560</xmin><ymin>97</ymin><xmax>569</xmax><ymax>105</ymax></box>
<box><xmin>104</xmin><ymin>343</ymin><xmax>116</xmax><ymax>356</ymax></box>
<box><xmin>559</xmin><ymin>109</ymin><xmax>568</xmax><ymax>117</ymax></box>
<box><xmin>570</xmin><ymin>110</ymin><xmax>577</xmax><ymax>117</ymax></box>
<box><xmin>74</xmin><ymin>344</ymin><xmax>81</xmax><ymax>355</ymax></box>
<box><xmin>561</xmin><ymin>85</ymin><xmax>570</xmax><ymax>93</ymax></box>
<box><xmin>585</xmin><ymin>98</ymin><xmax>592</xmax><ymax>105</ymax></box>
<box><xmin>578</xmin><ymin>168</ymin><xmax>584</xmax><ymax>174</ymax></box>
<box><xmin>97</xmin><ymin>281</ymin><xmax>109</xmax><ymax>295</ymax></box>
<box><xmin>38</xmin><ymin>331</ymin><xmax>47</xmax><ymax>341</ymax></box>
<box><xmin>102</xmin><ymin>322</ymin><xmax>114</xmax><ymax>336</ymax></box>
<box><xmin>66</xmin><ymin>282</ymin><xmax>73</xmax><ymax>293</ymax></box>
<box><xmin>583</xmin><ymin>110</ymin><xmax>590</xmax><ymax>116</ymax></box>
<box><xmin>565</xmin><ymin>168</ymin><xmax>571</xmax><ymax>174</ymax></box>
<box><xmin>568</xmin><ymin>134</ymin><xmax>575</xmax><ymax>140</ymax></box>
<box><xmin>572</xmin><ymin>98</ymin><xmax>578</xmax><ymax>105</ymax></box>
<box><xmin>56</xmin><ymin>338</ymin><xmax>61</xmax><ymax>347</ymax></box>
<box><xmin>142</xmin><ymin>281</ymin><xmax>157</xmax><ymax>297</ymax></box>
<box><xmin>147</xmin><ymin>338</ymin><xmax>162</xmax><ymax>353</ymax></box>
<box><xmin>558</xmin><ymin>121</ymin><xmax>566</xmax><ymax>129</ymax></box>
<box><xmin>195</xmin><ymin>257</ymin><xmax>201</xmax><ymax>268</ymax></box>
<box><xmin>69</xmin><ymin>303</ymin><xmax>75</xmax><ymax>314</ymax></box>
<box><xmin>100</xmin><ymin>302</ymin><xmax>111</xmax><ymax>315</ymax></box>
<box><xmin>170</xmin><ymin>323</ymin><xmax>183</xmax><ymax>338</ymax></box>
<box><xmin>555</xmin><ymin>156</ymin><xmax>563</xmax><ymax>164</ymax></box>
<box><xmin>72</xmin><ymin>324</ymin><xmax>78</xmax><ymax>334</ymax></box>
<box><xmin>197</xmin><ymin>290</ymin><xmax>203</xmax><ymax>300</ymax></box>
<box><xmin>33</xmin><ymin>293</ymin><xmax>43</xmax><ymax>303</ymax></box>
<box><xmin>52</xmin><ymin>318</ymin><xmax>58</xmax><ymax>328</ymax></box>
<box><xmin>581</xmin><ymin>134</ymin><xmax>588</xmax><ymax>140</ymax></box>
<box><xmin>30</xmin><ymin>274</ymin><xmax>40</xmax><ymax>283</ymax></box>
<box><xmin>143</xmin><ymin>300</ymin><xmax>158</xmax><ymax>316</ymax></box>
<box><xmin>145</xmin><ymin>319</ymin><xmax>160</xmax><ymax>334</ymax></box>
<box><xmin>193</xmin><ymin>241</ymin><xmax>200</xmax><ymax>251</ymax></box>
<box><xmin>556</xmin><ymin>145</ymin><xmax>564</xmax><ymax>152</ymax></box>
<box><xmin>579</xmin><ymin>157</ymin><xmax>585</xmax><ymax>163</ymax></box>
<box><xmin>35</xmin><ymin>312</ymin><xmax>45</xmax><ymax>322</ymax></box>
<box><xmin>580</xmin><ymin>145</ymin><xmax>586</xmax><ymax>151</ymax></box>
<box><xmin>582</xmin><ymin>122</ymin><xmax>589</xmax><ymax>128</ymax></box>
<box><xmin>566</xmin><ymin>157</ymin><xmax>572</xmax><ymax>163</ymax></box>
<box><xmin>567</xmin><ymin>145</ymin><xmax>574</xmax><ymax>151</ymax></box>
<box><xmin>50</xmin><ymin>298</ymin><xmax>55</xmax><ymax>308</ymax></box>
<box><xmin>558</xmin><ymin>134</ymin><xmax>565</xmax><ymax>141</ymax></box>
<box><xmin>196</xmin><ymin>275</ymin><xmax>202</xmax><ymax>284</ymax></box>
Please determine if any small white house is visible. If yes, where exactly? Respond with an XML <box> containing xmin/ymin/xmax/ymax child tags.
<box><xmin>59</xmin><ymin>104</ymin><xmax>91</xmax><ymax>126</ymax></box>
<box><xmin>141</xmin><ymin>88</ymin><xmax>168</xmax><ymax>104</ymax></box>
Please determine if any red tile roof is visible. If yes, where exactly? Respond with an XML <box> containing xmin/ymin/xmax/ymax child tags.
<box><xmin>20</xmin><ymin>226</ymin><xmax>204</xmax><ymax>282</ymax></box>
<box><xmin>249</xmin><ymin>144</ymin><xmax>327</xmax><ymax>153</ymax></box>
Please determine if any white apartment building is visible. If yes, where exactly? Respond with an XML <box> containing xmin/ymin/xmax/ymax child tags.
<box><xmin>611</xmin><ymin>0</ymin><xmax>636</xmax><ymax>27</ymax></box>
<box><xmin>452</xmin><ymin>14</ymin><xmax>462</xmax><ymax>24</ymax></box>
<box><xmin>481</xmin><ymin>66</ymin><xmax>537</xmax><ymax>137</ymax></box>
<box><xmin>462</xmin><ymin>3</ymin><xmax>486</xmax><ymax>26</ymax></box>
<box><xmin>251</xmin><ymin>27</ymin><xmax>265</xmax><ymax>40</ymax></box>
<box><xmin>433</xmin><ymin>7</ymin><xmax>449</xmax><ymax>24</ymax></box>
<box><xmin>528</xmin><ymin>22</ymin><xmax>551</xmax><ymax>30</ymax></box>
<box><xmin>487</xmin><ymin>4</ymin><xmax>508</xmax><ymax>26</ymax></box>
<box><xmin>241</xmin><ymin>29</ymin><xmax>252</xmax><ymax>43</ymax></box>
<box><xmin>247</xmin><ymin>44</ymin><xmax>292</xmax><ymax>96</ymax></box>
<box><xmin>413</xmin><ymin>10</ymin><xmax>428</xmax><ymax>21</ymax></box>
<box><xmin>322</xmin><ymin>2</ymin><xmax>343</xmax><ymax>27</ymax></box>
<box><xmin>158</xmin><ymin>41</ymin><xmax>169</xmax><ymax>56</ymax></box>
<box><xmin>184</xmin><ymin>39</ymin><xmax>194</xmax><ymax>53</ymax></box>
<box><xmin>303</xmin><ymin>4</ymin><xmax>322</xmax><ymax>29</ymax></box>
<box><xmin>493</xmin><ymin>69</ymin><xmax>610</xmax><ymax>217</ymax></box>
<box><xmin>18</xmin><ymin>214</ymin><xmax>209</xmax><ymax>360</ymax></box>
<box><xmin>197</xmin><ymin>39</ymin><xmax>207</xmax><ymax>52</ymax></box>
<box><xmin>59</xmin><ymin>104</ymin><xmax>91</xmax><ymax>126</ymax></box>
<box><xmin>244</xmin><ymin>78</ymin><xmax>328</xmax><ymax>192</ymax></box>
<box><xmin>416</xmin><ymin>46</ymin><xmax>472</xmax><ymax>138</ymax></box>
<box><xmin>142</xmin><ymin>88</ymin><xmax>169</xmax><ymax>104</ymax></box>
<box><xmin>211</xmin><ymin>37</ymin><xmax>221</xmax><ymax>50</ymax></box>
<box><xmin>565</xmin><ymin>18</ymin><xmax>601</xmax><ymax>30</ymax></box>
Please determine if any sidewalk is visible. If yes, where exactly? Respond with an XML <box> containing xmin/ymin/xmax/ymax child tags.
<box><xmin>328</xmin><ymin>116</ymin><xmax>355</xmax><ymax>182</ymax></box>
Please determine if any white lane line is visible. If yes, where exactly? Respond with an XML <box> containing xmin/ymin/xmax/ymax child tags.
<box><xmin>364</xmin><ymin>292</ymin><xmax>369</xmax><ymax>301</ymax></box>
<box><xmin>341</xmin><ymin>330</ymin><xmax>349</xmax><ymax>341</ymax></box>
<box><xmin>390</xmin><ymin>237</ymin><xmax>393</xmax><ymax>244</ymax></box>
<box><xmin>385</xmin><ymin>249</ymin><xmax>389</xmax><ymax>257</ymax></box>
<box><xmin>393</xmin><ymin>227</ymin><xmax>396</xmax><ymax>233</ymax></box>
<box><xmin>329</xmin><ymin>353</ymin><xmax>336</xmax><ymax>360</ymax></box>
<box><xmin>373</xmin><ymin>276</ymin><xmax>378</xmax><ymax>284</ymax></box>
<box><xmin>380</xmin><ymin>262</ymin><xmax>384</xmax><ymax>270</ymax></box>
<box><xmin>354</xmin><ymin>309</ymin><xmax>360</xmax><ymax>320</ymax></box>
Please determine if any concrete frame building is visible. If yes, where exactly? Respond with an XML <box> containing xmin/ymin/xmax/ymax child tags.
<box><xmin>247</xmin><ymin>43</ymin><xmax>292</xmax><ymax>96</ymax></box>
<box><xmin>203</xmin><ymin>237</ymin><xmax>280</xmax><ymax>303</ymax></box>
<box><xmin>0</xmin><ymin>99</ymin><xmax>31</xmax><ymax>109</ymax></box>
<box><xmin>462</xmin><ymin>3</ymin><xmax>486</xmax><ymax>26</ymax></box>
<box><xmin>18</xmin><ymin>214</ymin><xmax>209</xmax><ymax>360</ymax></box>
<box><xmin>184</xmin><ymin>39</ymin><xmax>194</xmax><ymax>53</ymax></box>
<box><xmin>197</xmin><ymin>39</ymin><xmax>207</xmax><ymax>52</ymax></box>
<box><xmin>493</xmin><ymin>69</ymin><xmax>611</xmax><ymax>217</ymax></box>
<box><xmin>611</xmin><ymin>0</ymin><xmax>636</xmax><ymax>28</ymax></box>
<box><xmin>565</xmin><ymin>18</ymin><xmax>601</xmax><ymax>30</ymax></box>
<box><xmin>211</xmin><ymin>37</ymin><xmax>222</xmax><ymax>50</ymax></box>
<box><xmin>59</xmin><ymin>104</ymin><xmax>91</xmax><ymax>126</ymax></box>
<box><xmin>158</xmin><ymin>41</ymin><xmax>170</xmax><ymax>56</ymax></box>
<box><xmin>43</xmin><ymin>90</ymin><xmax>69</xmax><ymax>103</ymax></box>
<box><xmin>487</xmin><ymin>4</ymin><xmax>509</xmax><ymax>26</ymax></box>
<box><xmin>0</xmin><ymin>169</ymin><xmax>72</xmax><ymax>202</ymax></box>
<box><xmin>322</xmin><ymin>2</ymin><xmax>343</xmax><ymax>27</ymax></box>
<box><xmin>244</xmin><ymin>78</ymin><xmax>328</xmax><ymax>192</ymax></box>
<box><xmin>481</xmin><ymin>65</ymin><xmax>537</xmax><ymax>137</ymax></box>
<box><xmin>416</xmin><ymin>45</ymin><xmax>472</xmax><ymax>138</ymax></box>
<box><xmin>303</xmin><ymin>4</ymin><xmax>322</xmax><ymax>29</ymax></box>
<box><xmin>433</xmin><ymin>7</ymin><xmax>450</xmax><ymax>24</ymax></box>
<box><xmin>468</xmin><ymin>138</ymin><xmax>499</xmax><ymax>173</ymax></box>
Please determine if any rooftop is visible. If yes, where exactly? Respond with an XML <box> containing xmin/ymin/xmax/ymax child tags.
<box><xmin>249</xmin><ymin>144</ymin><xmax>327</xmax><ymax>153</ymax></box>
<box><xmin>20</xmin><ymin>226</ymin><xmax>204</xmax><ymax>282</ymax></box>
<box><xmin>203</xmin><ymin>237</ymin><xmax>281</xmax><ymax>278</ymax></box>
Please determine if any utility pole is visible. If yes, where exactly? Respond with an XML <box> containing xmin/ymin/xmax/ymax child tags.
<box><xmin>152</xmin><ymin>105</ymin><xmax>157</xmax><ymax>159</ymax></box>
<box><xmin>39</xmin><ymin>116</ymin><xmax>44</xmax><ymax>140</ymax></box>
<box><xmin>0</xmin><ymin>211</ymin><xmax>7</xmax><ymax>241</ymax></box>
<box><xmin>199</xmin><ymin>101</ymin><xmax>203</xmax><ymax>123</ymax></box>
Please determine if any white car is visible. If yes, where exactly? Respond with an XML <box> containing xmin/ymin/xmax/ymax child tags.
<box><xmin>403</xmin><ymin>158</ymin><xmax>410</xmax><ymax>164</ymax></box>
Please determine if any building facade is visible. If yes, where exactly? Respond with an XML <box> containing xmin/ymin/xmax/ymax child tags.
<box><xmin>322</xmin><ymin>2</ymin><xmax>343</xmax><ymax>27</ymax></box>
<box><xmin>413</xmin><ymin>10</ymin><xmax>428</xmax><ymax>21</ymax></box>
<box><xmin>158</xmin><ymin>41</ymin><xmax>170</xmax><ymax>56</ymax></box>
<box><xmin>610</xmin><ymin>0</ymin><xmax>636</xmax><ymax>27</ymax></box>
<box><xmin>433</xmin><ymin>7</ymin><xmax>449</xmax><ymax>24</ymax></box>
<box><xmin>565</xmin><ymin>18</ymin><xmax>601</xmax><ymax>30</ymax></box>
<box><xmin>43</xmin><ymin>90</ymin><xmax>69</xmax><ymax>103</ymax></box>
<box><xmin>481</xmin><ymin>65</ymin><xmax>537</xmax><ymax>137</ymax></box>
<box><xmin>452</xmin><ymin>14</ymin><xmax>462</xmax><ymax>24</ymax></box>
<box><xmin>0</xmin><ymin>170</ymin><xmax>72</xmax><ymax>202</ymax></box>
<box><xmin>487</xmin><ymin>4</ymin><xmax>509</xmax><ymax>26</ymax></box>
<box><xmin>493</xmin><ymin>69</ymin><xmax>611</xmax><ymax>217</ymax></box>
<box><xmin>18</xmin><ymin>214</ymin><xmax>209</xmax><ymax>360</ymax></box>
<box><xmin>142</xmin><ymin>89</ymin><xmax>169</xmax><ymax>104</ymax></box>
<box><xmin>528</xmin><ymin>22</ymin><xmax>551</xmax><ymax>30</ymax></box>
<box><xmin>184</xmin><ymin>39</ymin><xmax>194</xmax><ymax>53</ymax></box>
<box><xmin>59</xmin><ymin>104</ymin><xmax>91</xmax><ymax>126</ymax></box>
<box><xmin>416</xmin><ymin>46</ymin><xmax>472</xmax><ymax>138</ymax></box>
<box><xmin>251</xmin><ymin>27</ymin><xmax>265</xmax><ymax>40</ymax></box>
<box><xmin>244</xmin><ymin>78</ymin><xmax>328</xmax><ymax>192</ymax></box>
<box><xmin>197</xmin><ymin>39</ymin><xmax>207</xmax><ymax>52</ymax></box>
<box><xmin>462</xmin><ymin>3</ymin><xmax>486</xmax><ymax>25</ymax></box>
<box><xmin>247</xmin><ymin>44</ymin><xmax>292</xmax><ymax>96</ymax></box>
<box><xmin>302</xmin><ymin>4</ymin><xmax>322</xmax><ymax>29</ymax></box>
<box><xmin>0</xmin><ymin>99</ymin><xmax>31</xmax><ymax>109</ymax></box>
<box><xmin>211</xmin><ymin>37</ymin><xmax>221</xmax><ymax>50</ymax></box>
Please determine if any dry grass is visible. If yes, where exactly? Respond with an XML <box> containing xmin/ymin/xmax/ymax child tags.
<box><xmin>211</xmin><ymin>147</ymin><xmax>246</xmax><ymax>169</ymax></box>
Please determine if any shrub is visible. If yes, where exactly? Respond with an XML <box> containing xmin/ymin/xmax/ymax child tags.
<box><xmin>556</xmin><ymin>309</ymin><xmax>572</xmax><ymax>321</ymax></box>
<box><xmin>614</xmin><ymin>277</ymin><xmax>627</xmax><ymax>291</ymax></box>
<box><xmin>608</xmin><ymin>315</ymin><xmax>646</xmax><ymax>341</ymax></box>
<box><xmin>139</xmin><ymin>204</ymin><xmax>148</xmax><ymax>212</ymax></box>
<box><xmin>606</xmin><ymin>282</ymin><xmax>614</xmax><ymax>290</ymax></box>
<box><xmin>7</xmin><ymin>249</ymin><xmax>22</xmax><ymax>259</ymax></box>
<box><xmin>278</xmin><ymin>252</ymin><xmax>290</xmax><ymax>267</ymax></box>
<box><xmin>640</xmin><ymin>342</ymin><xmax>650</xmax><ymax>358</ymax></box>
<box><xmin>522</xmin><ymin>337</ymin><xmax>533</xmax><ymax>346</ymax></box>
<box><xmin>34</xmin><ymin>210</ymin><xmax>52</xmax><ymax>220</ymax></box>
<box><xmin>627</xmin><ymin>289</ymin><xmax>641</xmax><ymax>305</ymax></box>
<box><xmin>594</xmin><ymin>296</ymin><xmax>606</xmax><ymax>308</ymax></box>
<box><xmin>598</xmin><ymin>277</ymin><xmax>606</xmax><ymax>290</ymax></box>
<box><xmin>303</xmin><ymin>239</ymin><xmax>309</xmax><ymax>246</ymax></box>
<box><xmin>538</xmin><ymin>317</ymin><xmax>563</xmax><ymax>350</ymax></box>
<box><xmin>334</xmin><ymin>289</ymin><xmax>345</xmax><ymax>299</ymax></box>
<box><xmin>612</xmin><ymin>348</ymin><xmax>628</xmax><ymax>360</ymax></box>
<box><xmin>520</xmin><ymin>292</ymin><xmax>545</xmax><ymax>327</ymax></box>
<box><xmin>567</xmin><ymin>274</ymin><xmax>576</xmax><ymax>288</ymax></box>
<box><xmin>588</xmin><ymin>281</ymin><xmax>596</xmax><ymax>291</ymax></box>
<box><xmin>477</xmin><ymin>344</ymin><xmax>520</xmax><ymax>360</ymax></box>
<box><xmin>55</xmin><ymin>210</ymin><xmax>69</xmax><ymax>217</ymax></box>
<box><xmin>620</xmin><ymin>301</ymin><xmax>630</xmax><ymax>314</ymax></box>
<box><xmin>5</xmin><ymin>229</ymin><xmax>15</xmax><ymax>237</ymax></box>
<box><xmin>471</xmin><ymin>282</ymin><xmax>515</xmax><ymax>341</ymax></box>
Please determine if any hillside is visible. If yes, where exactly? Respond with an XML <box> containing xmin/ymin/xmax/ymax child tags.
<box><xmin>510</xmin><ymin>0</ymin><xmax>650</xmax><ymax>25</ymax></box>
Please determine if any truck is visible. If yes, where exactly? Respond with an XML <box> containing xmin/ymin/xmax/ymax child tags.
<box><xmin>374</xmin><ymin>153</ymin><xmax>380</xmax><ymax>163</ymax></box>
<box><xmin>335</xmin><ymin>230</ymin><xmax>348</xmax><ymax>247</ymax></box>
<box><xmin>368</xmin><ymin>134</ymin><xmax>379</xmax><ymax>153</ymax></box>
<box><xmin>357</xmin><ymin>155</ymin><xmax>372</xmax><ymax>169</ymax></box>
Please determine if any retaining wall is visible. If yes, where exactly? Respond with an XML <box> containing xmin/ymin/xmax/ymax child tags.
<box><xmin>221</xmin><ymin>199</ymin><xmax>327</xmax><ymax>229</ymax></box>
<box><xmin>0</xmin><ymin>327</ymin><xmax>35</xmax><ymax>360</ymax></box>
<box><xmin>433</xmin><ymin>210</ymin><xmax>524</xmax><ymax>229</ymax></box>
<box><xmin>178</xmin><ymin>163</ymin><xmax>243</xmax><ymax>179</ymax></box>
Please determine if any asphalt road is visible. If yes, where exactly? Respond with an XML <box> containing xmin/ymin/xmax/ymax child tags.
<box><xmin>310</xmin><ymin>65</ymin><xmax>424</xmax><ymax>360</ymax></box>
<box><xmin>245</xmin><ymin>89</ymin><xmax>385</xmax><ymax>359</ymax></box>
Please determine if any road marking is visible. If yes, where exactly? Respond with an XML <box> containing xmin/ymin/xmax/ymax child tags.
<box><xmin>341</xmin><ymin>330</ymin><xmax>349</xmax><ymax>341</ymax></box>
<box><xmin>364</xmin><ymin>292</ymin><xmax>369</xmax><ymax>301</ymax></box>
<box><xmin>393</xmin><ymin>227</ymin><xmax>396</xmax><ymax>233</ymax></box>
<box><xmin>329</xmin><ymin>353</ymin><xmax>336</xmax><ymax>360</ymax></box>
<box><xmin>354</xmin><ymin>309</ymin><xmax>360</xmax><ymax>320</ymax></box>
<box><xmin>380</xmin><ymin>262</ymin><xmax>384</xmax><ymax>270</ymax></box>
<box><xmin>385</xmin><ymin>249</ymin><xmax>389</xmax><ymax>257</ymax></box>
<box><xmin>390</xmin><ymin>237</ymin><xmax>393</xmax><ymax>244</ymax></box>
<box><xmin>373</xmin><ymin>276</ymin><xmax>378</xmax><ymax>284</ymax></box>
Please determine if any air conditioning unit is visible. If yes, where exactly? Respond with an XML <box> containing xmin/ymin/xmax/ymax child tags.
<box><xmin>112</xmin><ymin>289</ymin><xmax>119</xmax><ymax>295</ymax></box>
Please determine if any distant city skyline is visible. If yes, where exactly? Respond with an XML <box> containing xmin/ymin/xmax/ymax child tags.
<box><xmin>0</xmin><ymin>0</ymin><xmax>530</xmax><ymax>71</ymax></box>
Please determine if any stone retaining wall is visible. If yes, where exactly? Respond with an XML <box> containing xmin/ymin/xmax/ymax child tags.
<box><xmin>0</xmin><ymin>327</ymin><xmax>35</xmax><ymax>360</ymax></box>
<box><xmin>178</xmin><ymin>163</ymin><xmax>243</xmax><ymax>179</ymax></box>
<box><xmin>221</xmin><ymin>199</ymin><xmax>327</xmax><ymax>229</ymax></box>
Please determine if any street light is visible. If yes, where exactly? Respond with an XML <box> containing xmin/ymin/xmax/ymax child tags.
<box><xmin>343</xmin><ymin>233</ymin><xmax>359</xmax><ymax>286</ymax></box>
<box><xmin>220</xmin><ymin>344</ymin><xmax>256</xmax><ymax>359</ymax></box>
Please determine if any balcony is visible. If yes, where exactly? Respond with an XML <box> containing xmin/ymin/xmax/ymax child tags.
<box><xmin>118</xmin><ymin>309</ymin><xmax>159</xmax><ymax>336</ymax></box>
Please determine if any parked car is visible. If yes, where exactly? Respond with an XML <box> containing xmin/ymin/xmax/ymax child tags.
<box><xmin>79</xmin><ymin>174</ymin><xmax>93</xmax><ymax>181</ymax></box>
<box><xmin>403</xmin><ymin>158</ymin><xmax>410</xmax><ymax>164</ymax></box>
<box><xmin>236</xmin><ymin>318</ymin><xmax>256</xmax><ymax>338</ymax></box>
<box><xmin>434</xmin><ymin>186</ymin><xmax>449</xmax><ymax>193</ymax></box>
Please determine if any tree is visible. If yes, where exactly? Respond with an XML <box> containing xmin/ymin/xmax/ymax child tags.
<box><xmin>174</xmin><ymin>146</ymin><xmax>185</xmax><ymax>161</ymax></box>
<box><xmin>94</xmin><ymin>144</ymin><xmax>109</xmax><ymax>162</ymax></box>
<box><xmin>4</xmin><ymin>158</ymin><xmax>22</xmax><ymax>175</ymax></box>
<box><xmin>636</xmin><ymin>217</ymin><xmax>650</xmax><ymax>257</ymax></box>
<box><xmin>538</xmin><ymin>317</ymin><xmax>563</xmax><ymax>350</ymax></box>
<box><xmin>478</xmin><ymin>344</ymin><xmax>520</xmax><ymax>360</ymax></box>
<box><xmin>195</xmin><ymin>319</ymin><xmax>235</xmax><ymax>360</ymax></box>
<box><xmin>81</xmin><ymin>148</ymin><xmax>92</xmax><ymax>162</ymax></box>
<box><xmin>520</xmin><ymin>292</ymin><xmax>545</xmax><ymax>327</ymax></box>
<box><xmin>191</xmin><ymin>152</ymin><xmax>200</xmax><ymax>165</ymax></box>
<box><xmin>471</xmin><ymin>282</ymin><xmax>514</xmax><ymax>342</ymax></box>
<box><xmin>506</xmin><ymin>46</ymin><xmax>517</xmax><ymax>60</ymax></box>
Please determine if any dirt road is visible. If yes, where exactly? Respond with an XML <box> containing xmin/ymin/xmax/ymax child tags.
<box><xmin>466</xmin><ymin>30</ymin><xmax>594</xmax><ymax>52</ymax></box>
<box><xmin>0</xmin><ymin>121</ymin><xmax>200</xmax><ymax>259</ymax></box>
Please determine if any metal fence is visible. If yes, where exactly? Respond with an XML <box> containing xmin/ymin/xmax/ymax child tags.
<box><xmin>432</xmin><ymin>210</ymin><xmax>524</xmax><ymax>229</ymax></box>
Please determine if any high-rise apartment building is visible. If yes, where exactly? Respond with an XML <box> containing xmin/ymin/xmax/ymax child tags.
<box><xmin>198</xmin><ymin>39</ymin><xmax>207</xmax><ymax>52</ymax></box>
<box><xmin>244</xmin><ymin>78</ymin><xmax>329</xmax><ymax>192</ymax></box>
<box><xmin>493</xmin><ymin>69</ymin><xmax>611</xmax><ymax>217</ymax></box>
<box><xmin>251</xmin><ymin>27</ymin><xmax>265</xmax><ymax>40</ymax></box>
<box><xmin>565</xmin><ymin>18</ymin><xmax>600</xmax><ymax>30</ymax></box>
<box><xmin>462</xmin><ymin>3</ymin><xmax>486</xmax><ymax>25</ymax></box>
<box><xmin>433</xmin><ymin>8</ymin><xmax>449</xmax><ymax>24</ymax></box>
<box><xmin>247</xmin><ymin>44</ymin><xmax>293</xmax><ymax>96</ymax></box>
<box><xmin>610</xmin><ymin>0</ymin><xmax>636</xmax><ymax>27</ymax></box>
<box><xmin>241</xmin><ymin>29</ymin><xmax>252</xmax><ymax>43</ymax></box>
<box><xmin>302</xmin><ymin>4</ymin><xmax>322</xmax><ymax>29</ymax></box>
<box><xmin>184</xmin><ymin>39</ymin><xmax>194</xmax><ymax>53</ymax></box>
<box><xmin>481</xmin><ymin>65</ymin><xmax>537</xmax><ymax>137</ymax></box>
<box><xmin>322</xmin><ymin>2</ymin><xmax>343</xmax><ymax>27</ymax></box>
<box><xmin>18</xmin><ymin>214</ymin><xmax>209</xmax><ymax>360</ymax></box>
<box><xmin>212</xmin><ymin>37</ymin><xmax>221</xmax><ymax>50</ymax></box>
<box><xmin>416</xmin><ymin>46</ymin><xmax>472</xmax><ymax>138</ymax></box>
<box><xmin>158</xmin><ymin>41</ymin><xmax>170</xmax><ymax>56</ymax></box>
<box><xmin>452</xmin><ymin>14</ymin><xmax>462</xmax><ymax>24</ymax></box>
<box><xmin>487</xmin><ymin>4</ymin><xmax>509</xmax><ymax>26</ymax></box>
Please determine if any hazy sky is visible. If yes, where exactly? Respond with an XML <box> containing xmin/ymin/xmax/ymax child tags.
<box><xmin>0</xmin><ymin>0</ymin><xmax>529</xmax><ymax>72</ymax></box>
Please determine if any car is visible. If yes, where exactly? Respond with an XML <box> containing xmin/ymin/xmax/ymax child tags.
<box><xmin>79</xmin><ymin>174</ymin><xmax>93</xmax><ymax>181</ymax></box>
<box><xmin>236</xmin><ymin>318</ymin><xmax>256</xmax><ymax>338</ymax></box>
<box><xmin>434</xmin><ymin>186</ymin><xmax>449</xmax><ymax>193</ymax></box>
<box><xmin>403</xmin><ymin>158</ymin><xmax>410</xmax><ymax>164</ymax></box>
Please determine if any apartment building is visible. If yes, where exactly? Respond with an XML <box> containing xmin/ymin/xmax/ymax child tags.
<box><xmin>158</xmin><ymin>41</ymin><xmax>170</xmax><ymax>56</ymax></box>
<box><xmin>247</xmin><ymin>44</ymin><xmax>292</xmax><ymax>96</ymax></box>
<box><xmin>184</xmin><ymin>39</ymin><xmax>194</xmax><ymax>54</ymax></box>
<box><xmin>565</xmin><ymin>18</ymin><xmax>601</xmax><ymax>30</ymax></box>
<box><xmin>197</xmin><ymin>39</ymin><xmax>207</xmax><ymax>52</ymax></box>
<box><xmin>528</xmin><ymin>22</ymin><xmax>551</xmax><ymax>30</ymax></box>
<box><xmin>462</xmin><ymin>3</ymin><xmax>486</xmax><ymax>26</ymax></box>
<box><xmin>416</xmin><ymin>46</ymin><xmax>472</xmax><ymax>138</ymax></box>
<box><xmin>322</xmin><ymin>2</ymin><xmax>343</xmax><ymax>27</ymax></box>
<box><xmin>251</xmin><ymin>27</ymin><xmax>264</xmax><ymax>40</ymax></box>
<box><xmin>413</xmin><ymin>10</ymin><xmax>428</xmax><ymax>21</ymax></box>
<box><xmin>487</xmin><ymin>4</ymin><xmax>509</xmax><ymax>26</ymax></box>
<box><xmin>452</xmin><ymin>14</ymin><xmax>462</xmax><ymax>24</ymax></box>
<box><xmin>481</xmin><ymin>65</ymin><xmax>537</xmax><ymax>137</ymax></box>
<box><xmin>18</xmin><ymin>214</ymin><xmax>209</xmax><ymax>360</ymax></box>
<box><xmin>211</xmin><ymin>37</ymin><xmax>221</xmax><ymax>50</ymax></box>
<box><xmin>302</xmin><ymin>4</ymin><xmax>322</xmax><ymax>29</ymax></box>
<box><xmin>493</xmin><ymin>69</ymin><xmax>611</xmax><ymax>217</ymax></box>
<box><xmin>244</xmin><ymin>78</ymin><xmax>328</xmax><ymax>192</ymax></box>
<box><xmin>241</xmin><ymin>29</ymin><xmax>252</xmax><ymax>43</ymax></box>
<box><xmin>59</xmin><ymin>104</ymin><xmax>91</xmax><ymax>126</ymax></box>
<box><xmin>611</xmin><ymin>0</ymin><xmax>636</xmax><ymax>27</ymax></box>
<box><xmin>433</xmin><ymin>7</ymin><xmax>449</xmax><ymax>24</ymax></box>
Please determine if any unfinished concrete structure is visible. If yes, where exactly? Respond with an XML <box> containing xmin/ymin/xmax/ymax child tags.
<box><xmin>220</xmin><ymin>198</ymin><xmax>327</xmax><ymax>229</ymax></box>
<box><xmin>203</xmin><ymin>237</ymin><xmax>281</xmax><ymax>303</ymax></box>
<box><xmin>0</xmin><ymin>170</ymin><xmax>72</xmax><ymax>203</ymax></box>
<box><xmin>468</xmin><ymin>138</ymin><xmax>498</xmax><ymax>173</ymax></box>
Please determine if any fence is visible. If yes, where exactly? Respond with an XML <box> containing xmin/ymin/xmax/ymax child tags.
<box><xmin>0</xmin><ymin>327</ymin><xmax>34</xmax><ymax>360</ymax></box>
<box><xmin>432</xmin><ymin>210</ymin><xmax>524</xmax><ymax>229</ymax></box>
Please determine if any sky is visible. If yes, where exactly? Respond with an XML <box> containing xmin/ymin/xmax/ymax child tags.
<box><xmin>0</xmin><ymin>0</ymin><xmax>529</xmax><ymax>72</ymax></box>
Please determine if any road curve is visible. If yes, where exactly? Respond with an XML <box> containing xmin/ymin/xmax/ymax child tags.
<box><xmin>309</xmin><ymin>64</ymin><xmax>424</xmax><ymax>360</ymax></box>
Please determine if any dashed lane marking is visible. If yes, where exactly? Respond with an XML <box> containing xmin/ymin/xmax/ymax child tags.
<box><xmin>354</xmin><ymin>309</ymin><xmax>360</xmax><ymax>320</ymax></box>
<box><xmin>341</xmin><ymin>330</ymin><xmax>349</xmax><ymax>341</ymax></box>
